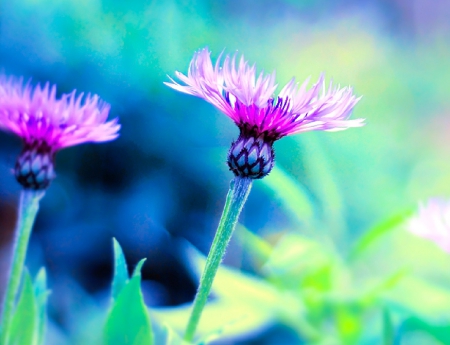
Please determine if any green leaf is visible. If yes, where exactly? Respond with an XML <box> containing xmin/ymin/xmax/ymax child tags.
<box><xmin>295</xmin><ymin>134</ymin><xmax>346</xmax><ymax>237</ymax></box>
<box><xmin>260</xmin><ymin>165</ymin><xmax>315</xmax><ymax>225</ymax></box>
<box><xmin>33</xmin><ymin>268</ymin><xmax>50</xmax><ymax>345</ymax></box>
<box><xmin>384</xmin><ymin>276</ymin><xmax>450</xmax><ymax>324</ymax></box>
<box><xmin>348</xmin><ymin>208</ymin><xmax>414</xmax><ymax>261</ymax></box>
<box><xmin>112</xmin><ymin>238</ymin><xmax>129</xmax><ymax>299</ymax></box>
<box><xmin>104</xmin><ymin>260</ymin><xmax>153</xmax><ymax>345</ymax></box>
<box><xmin>262</xmin><ymin>233</ymin><xmax>332</xmax><ymax>288</ymax></box>
<box><xmin>9</xmin><ymin>270</ymin><xmax>38</xmax><ymax>345</ymax></box>
<box><xmin>235</xmin><ymin>225</ymin><xmax>273</xmax><ymax>267</ymax></box>
<box><xmin>178</xmin><ymin>243</ymin><xmax>320</xmax><ymax>341</ymax></box>
<box><xmin>152</xmin><ymin>323</ymin><xmax>190</xmax><ymax>345</ymax></box>
<box><xmin>358</xmin><ymin>268</ymin><xmax>408</xmax><ymax>308</ymax></box>
<box><xmin>400</xmin><ymin>317</ymin><xmax>450</xmax><ymax>344</ymax></box>
<box><xmin>382</xmin><ymin>308</ymin><xmax>395</xmax><ymax>345</ymax></box>
<box><xmin>132</xmin><ymin>259</ymin><xmax>147</xmax><ymax>278</ymax></box>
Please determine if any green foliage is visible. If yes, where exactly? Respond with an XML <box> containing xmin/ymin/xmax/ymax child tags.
<box><xmin>235</xmin><ymin>222</ymin><xmax>450</xmax><ymax>344</ymax></box>
<box><xmin>33</xmin><ymin>268</ymin><xmax>49</xmax><ymax>345</ymax></box>
<box><xmin>9</xmin><ymin>271</ymin><xmax>37</xmax><ymax>345</ymax></box>
<box><xmin>112</xmin><ymin>238</ymin><xmax>129</xmax><ymax>300</ymax></box>
<box><xmin>104</xmin><ymin>240</ymin><xmax>153</xmax><ymax>345</ymax></box>
<box><xmin>261</xmin><ymin>165</ymin><xmax>315</xmax><ymax>226</ymax></box>
<box><xmin>6</xmin><ymin>269</ymin><xmax>49</xmax><ymax>345</ymax></box>
<box><xmin>399</xmin><ymin>317</ymin><xmax>450</xmax><ymax>344</ymax></box>
<box><xmin>382</xmin><ymin>308</ymin><xmax>394</xmax><ymax>345</ymax></box>
<box><xmin>152</xmin><ymin>324</ymin><xmax>190</xmax><ymax>345</ymax></box>
<box><xmin>348</xmin><ymin>208</ymin><xmax>415</xmax><ymax>261</ymax></box>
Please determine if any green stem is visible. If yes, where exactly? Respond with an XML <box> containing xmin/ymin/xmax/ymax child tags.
<box><xmin>0</xmin><ymin>190</ymin><xmax>44</xmax><ymax>345</ymax></box>
<box><xmin>184</xmin><ymin>177</ymin><xmax>252</xmax><ymax>342</ymax></box>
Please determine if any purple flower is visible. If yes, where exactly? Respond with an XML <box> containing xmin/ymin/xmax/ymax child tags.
<box><xmin>408</xmin><ymin>198</ymin><xmax>450</xmax><ymax>254</ymax></box>
<box><xmin>165</xmin><ymin>48</ymin><xmax>363</xmax><ymax>179</ymax></box>
<box><xmin>0</xmin><ymin>75</ymin><xmax>120</xmax><ymax>190</ymax></box>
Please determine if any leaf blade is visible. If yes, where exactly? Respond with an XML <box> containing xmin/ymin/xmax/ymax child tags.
<box><xmin>104</xmin><ymin>259</ymin><xmax>153</xmax><ymax>345</ymax></box>
<box><xmin>112</xmin><ymin>238</ymin><xmax>129</xmax><ymax>300</ymax></box>
<box><xmin>9</xmin><ymin>270</ymin><xmax>38</xmax><ymax>345</ymax></box>
<box><xmin>33</xmin><ymin>268</ymin><xmax>49</xmax><ymax>345</ymax></box>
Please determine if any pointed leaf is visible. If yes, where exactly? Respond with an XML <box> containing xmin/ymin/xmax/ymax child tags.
<box><xmin>112</xmin><ymin>238</ymin><xmax>129</xmax><ymax>299</ymax></box>
<box><xmin>132</xmin><ymin>259</ymin><xmax>147</xmax><ymax>278</ymax></box>
<box><xmin>33</xmin><ymin>268</ymin><xmax>50</xmax><ymax>345</ymax></box>
<box><xmin>104</xmin><ymin>263</ymin><xmax>153</xmax><ymax>345</ymax></box>
<box><xmin>9</xmin><ymin>270</ymin><xmax>38</xmax><ymax>345</ymax></box>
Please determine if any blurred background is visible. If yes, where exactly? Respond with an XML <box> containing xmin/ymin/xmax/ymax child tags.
<box><xmin>1</xmin><ymin>0</ymin><xmax>450</xmax><ymax>344</ymax></box>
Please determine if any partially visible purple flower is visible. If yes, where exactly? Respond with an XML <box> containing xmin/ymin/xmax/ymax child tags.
<box><xmin>0</xmin><ymin>75</ymin><xmax>120</xmax><ymax>190</ymax></box>
<box><xmin>166</xmin><ymin>48</ymin><xmax>363</xmax><ymax>179</ymax></box>
<box><xmin>408</xmin><ymin>198</ymin><xmax>450</xmax><ymax>253</ymax></box>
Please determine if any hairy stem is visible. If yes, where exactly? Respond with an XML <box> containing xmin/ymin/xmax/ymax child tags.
<box><xmin>0</xmin><ymin>190</ymin><xmax>44</xmax><ymax>344</ymax></box>
<box><xmin>184</xmin><ymin>177</ymin><xmax>252</xmax><ymax>342</ymax></box>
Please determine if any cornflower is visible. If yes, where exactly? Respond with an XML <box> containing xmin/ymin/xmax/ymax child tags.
<box><xmin>0</xmin><ymin>75</ymin><xmax>120</xmax><ymax>190</ymax></box>
<box><xmin>0</xmin><ymin>75</ymin><xmax>120</xmax><ymax>344</ymax></box>
<box><xmin>166</xmin><ymin>48</ymin><xmax>363</xmax><ymax>179</ymax></box>
<box><xmin>166</xmin><ymin>47</ymin><xmax>363</xmax><ymax>342</ymax></box>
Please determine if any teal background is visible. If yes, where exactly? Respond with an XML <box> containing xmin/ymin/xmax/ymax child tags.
<box><xmin>0</xmin><ymin>0</ymin><xmax>450</xmax><ymax>343</ymax></box>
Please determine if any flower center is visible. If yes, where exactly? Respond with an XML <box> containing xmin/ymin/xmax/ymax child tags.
<box><xmin>15</xmin><ymin>141</ymin><xmax>55</xmax><ymax>190</ymax></box>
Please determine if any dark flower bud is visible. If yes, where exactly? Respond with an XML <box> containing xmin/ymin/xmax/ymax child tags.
<box><xmin>227</xmin><ymin>131</ymin><xmax>275</xmax><ymax>179</ymax></box>
<box><xmin>15</xmin><ymin>142</ymin><xmax>55</xmax><ymax>190</ymax></box>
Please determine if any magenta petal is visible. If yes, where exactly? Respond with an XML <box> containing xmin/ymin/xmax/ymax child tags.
<box><xmin>166</xmin><ymin>47</ymin><xmax>364</xmax><ymax>140</ymax></box>
<box><xmin>0</xmin><ymin>75</ymin><xmax>120</xmax><ymax>151</ymax></box>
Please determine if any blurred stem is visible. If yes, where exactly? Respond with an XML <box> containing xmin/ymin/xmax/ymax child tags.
<box><xmin>184</xmin><ymin>177</ymin><xmax>252</xmax><ymax>342</ymax></box>
<box><xmin>0</xmin><ymin>190</ymin><xmax>44</xmax><ymax>345</ymax></box>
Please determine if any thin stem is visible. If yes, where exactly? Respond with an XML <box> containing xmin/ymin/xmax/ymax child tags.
<box><xmin>0</xmin><ymin>190</ymin><xmax>44</xmax><ymax>345</ymax></box>
<box><xmin>184</xmin><ymin>177</ymin><xmax>252</xmax><ymax>342</ymax></box>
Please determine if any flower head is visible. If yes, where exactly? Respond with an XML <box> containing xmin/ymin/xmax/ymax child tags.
<box><xmin>0</xmin><ymin>75</ymin><xmax>120</xmax><ymax>190</ymax></box>
<box><xmin>166</xmin><ymin>48</ymin><xmax>363</xmax><ymax>179</ymax></box>
<box><xmin>408</xmin><ymin>198</ymin><xmax>450</xmax><ymax>254</ymax></box>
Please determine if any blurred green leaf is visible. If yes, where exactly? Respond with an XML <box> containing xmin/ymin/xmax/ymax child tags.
<box><xmin>9</xmin><ymin>270</ymin><xmax>37</xmax><ymax>345</ymax></box>
<box><xmin>112</xmin><ymin>238</ymin><xmax>129</xmax><ymax>300</ymax></box>
<box><xmin>384</xmin><ymin>276</ymin><xmax>450</xmax><ymax>324</ymax></box>
<box><xmin>296</xmin><ymin>134</ymin><xmax>347</xmax><ymax>238</ymax></box>
<box><xmin>235</xmin><ymin>225</ymin><xmax>273</xmax><ymax>267</ymax></box>
<box><xmin>348</xmin><ymin>208</ymin><xmax>414</xmax><ymax>261</ymax></box>
<box><xmin>153</xmin><ymin>301</ymin><xmax>283</xmax><ymax>344</ymax></box>
<box><xmin>177</xmin><ymin>242</ymin><xmax>320</xmax><ymax>342</ymax></box>
<box><xmin>400</xmin><ymin>317</ymin><xmax>450</xmax><ymax>344</ymax></box>
<box><xmin>161</xmin><ymin>325</ymin><xmax>189</xmax><ymax>345</ymax></box>
<box><xmin>262</xmin><ymin>232</ymin><xmax>332</xmax><ymax>288</ymax></box>
<box><xmin>382</xmin><ymin>308</ymin><xmax>395</xmax><ymax>345</ymax></box>
<box><xmin>33</xmin><ymin>268</ymin><xmax>50</xmax><ymax>345</ymax></box>
<box><xmin>358</xmin><ymin>268</ymin><xmax>408</xmax><ymax>308</ymax></box>
<box><xmin>261</xmin><ymin>165</ymin><xmax>315</xmax><ymax>225</ymax></box>
<box><xmin>152</xmin><ymin>322</ymin><xmax>190</xmax><ymax>345</ymax></box>
<box><xmin>104</xmin><ymin>258</ymin><xmax>153</xmax><ymax>345</ymax></box>
<box><xmin>334</xmin><ymin>304</ymin><xmax>363</xmax><ymax>344</ymax></box>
